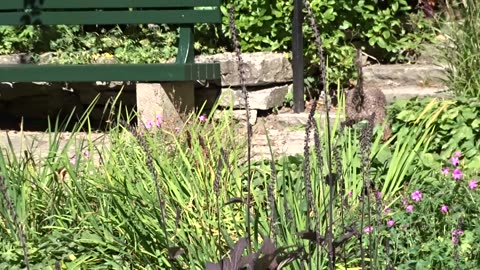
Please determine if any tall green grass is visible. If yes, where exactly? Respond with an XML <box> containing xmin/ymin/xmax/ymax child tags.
<box><xmin>442</xmin><ymin>0</ymin><xmax>480</xmax><ymax>98</ymax></box>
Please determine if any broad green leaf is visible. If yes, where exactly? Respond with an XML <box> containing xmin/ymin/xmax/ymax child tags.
<box><xmin>383</xmin><ymin>30</ymin><xmax>391</xmax><ymax>39</ymax></box>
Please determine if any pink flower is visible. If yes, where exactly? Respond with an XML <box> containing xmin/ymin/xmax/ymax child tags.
<box><xmin>384</xmin><ymin>208</ymin><xmax>391</xmax><ymax>214</ymax></box>
<box><xmin>469</xmin><ymin>179</ymin><xmax>478</xmax><ymax>190</ymax></box>
<box><xmin>452</xmin><ymin>236</ymin><xmax>459</xmax><ymax>244</ymax></box>
<box><xmin>363</xmin><ymin>226</ymin><xmax>373</xmax><ymax>233</ymax></box>
<box><xmin>387</xmin><ymin>220</ymin><xmax>395</xmax><ymax>227</ymax></box>
<box><xmin>70</xmin><ymin>155</ymin><xmax>77</xmax><ymax>164</ymax></box>
<box><xmin>405</xmin><ymin>205</ymin><xmax>414</xmax><ymax>212</ymax></box>
<box><xmin>82</xmin><ymin>150</ymin><xmax>90</xmax><ymax>159</ymax></box>
<box><xmin>454</xmin><ymin>151</ymin><xmax>462</xmax><ymax>157</ymax></box>
<box><xmin>402</xmin><ymin>198</ymin><xmax>408</xmax><ymax>206</ymax></box>
<box><xmin>411</xmin><ymin>190</ymin><xmax>422</xmax><ymax>202</ymax></box>
<box><xmin>348</xmin><ymin>190</ymin><xmax>353</xmax><ymax>197</ymax></box>
<box><xmin>155</xmin><ymin>115</ymin><xmax>162</xmax><ymax>127</ymax></box>
<box><xmin>198</xmin><ymin>115</ymin><xmax>208</xmax><ymax>122</ymax></box>
<box><xmin>375</xmin><ymin>192</ymin><xmax>382</xmax><ymax>200</ymax></box>
<box><xmin>442</xmin><ymin>167</ymin><xmax>449</xmax><ymax>175</ymax></box>
<box><xmin>453</xmin><ymin>229</ymin><xmax>463</xmax><ymax>236</ymax></box>
<box><xmin>441</xmin><ymin>204</ymin><xmax>448</xmax><ymax>214</ymax></box>
<box><xmin>452</xmin><ymin>229</ymin><xmax>463</xmax><ymax>244</ymax></box>
<box><xmin>174</xmin><ymin>127</ymin><xmax>180</xmax><ymax>132</ymax></box>
<box><xmin>451</xmin><ymin>156</ymin><xmax>460</xmax><ymax>166</ymax></box>
<box><xmin>145</xmin><ymin>119</ymin><xmax>154</xmax><ymax>129</ymax></box>
<box><xmin>452</xmin><ymin>168</ymin><xmax>463</xmax><ymax>180</ymax></box>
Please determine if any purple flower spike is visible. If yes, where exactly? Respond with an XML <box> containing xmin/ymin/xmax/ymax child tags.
<box><xmin>452</xmin><ymin>229</ymin><xmax>464</xmax><ymax>244</ymax></box>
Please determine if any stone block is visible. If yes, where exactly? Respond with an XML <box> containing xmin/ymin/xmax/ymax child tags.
<box><xmin>196</xmin><ymin>52</ymin><xmax>293</xmax><ymax>87</ymax></box>
<box><xmin>136</xmin><ymin>82</ymin><xmax>195</xmax><ymax>128</ymax></box>
<box><xmin>363</xmin><ymin>64</ymin><xmax>447</xmax><ymax>88</ymax></box>
<box><xmin>219</xmin><ymin>84</ymin><xmax>290</xmax><ymax>110</ymax></box>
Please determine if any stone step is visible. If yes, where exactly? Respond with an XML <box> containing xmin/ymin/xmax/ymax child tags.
<box><xmin>363</xmin><ymin>64</ymin><xmax>447</xmax><ymax>89</ymax></box>
<box><xmin>382</xmin><ymin>86</ymin><xmax>450</xmax><ymax>103</ymax></box>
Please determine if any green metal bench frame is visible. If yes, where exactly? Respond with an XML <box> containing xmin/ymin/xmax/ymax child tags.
<box><xmin>0</xmin><ymin>0</ymin><xmax>222</xmax><ymax>82</ymax></box>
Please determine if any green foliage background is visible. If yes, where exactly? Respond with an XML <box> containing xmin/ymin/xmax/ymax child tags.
<box><xmin>0</xmin><ymin>0</ymin><xmax>433</xmax><ymax>84</ymax></box>
<box><xmin>215</xmin><ymin>0</ymin><xmax>433</xmax><ymax>82</ymax></box>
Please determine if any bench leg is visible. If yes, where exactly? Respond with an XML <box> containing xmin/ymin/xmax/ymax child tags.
<box><xmin>136</xmin><ymin>82</ymin><xmax>195</xmax><ymax>128</ymax></box>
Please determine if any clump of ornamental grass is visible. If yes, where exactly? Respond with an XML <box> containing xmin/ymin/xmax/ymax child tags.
<box><xmin>0</xmin><ymin>175</ymin><xmax>30</xmax><ymax>270</ymax></box>
<box><xmin>119</xmin><ymin>119</ymin><xmax>182</xmax><ymax>260</ymax></box>
<box><xmin>441</xmin><ymin>0</ymin><xmax>480</xmax><ymax>99</ymax></box>
<box><xmin>102</xmin><ymin>106</ymin><xmax>247</xmax><ymax>268</ymax></box>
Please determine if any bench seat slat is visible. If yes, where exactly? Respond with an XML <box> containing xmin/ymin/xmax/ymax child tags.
<box><xmin>1</xmin><ymin>0</ymin><xmax>221</xmax><ymax>10</ymax></box>
<box><xmin>0</xmin><ymin>63</ymin><xmax>221</xmax><ymax>82</ymax></box>
<box><xmin>0</xmin><ymin>10</ymin><xmax>221</xmax><ymax>25</ymax></box>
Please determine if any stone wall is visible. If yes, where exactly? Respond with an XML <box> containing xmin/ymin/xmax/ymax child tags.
<box><xmin>0</xmin><ymin>52</ymin><xmax>295</xmax><ymax>129</ymax></box>
<box><xmin>195</xmin><ymin>52</ymin><xmax>294</xmax><ymax>125</ymax></box>
<box><xmin>0</xmin><ymin>52</ymin><xmax>448</xmax><ymax>129</ymax></box>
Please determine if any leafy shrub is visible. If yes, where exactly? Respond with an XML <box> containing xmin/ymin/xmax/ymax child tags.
<box><xmin>0</xmin><ymin>24</ymin><xmax>178</xmax><ymax>64</ymax></box>
<box><xmin>0</xmin><ymin>26</ymin><xmax>41</xmax><ymax>54</ymax></box>
<box><xmin>388</xmin><ymin>97</ymin><xmax>480</xmax><ymax>169</ymax></box>
<box><xmin>217</xmin><ymin>0</ymin><xmax>434</xmax><ymax>83</ymax></box>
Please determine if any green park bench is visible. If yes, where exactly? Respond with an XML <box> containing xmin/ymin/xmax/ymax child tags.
<box><xmin>0</xmin><ymin>0</ymin><xmax>222</xmax><ymax>125</ymax></box>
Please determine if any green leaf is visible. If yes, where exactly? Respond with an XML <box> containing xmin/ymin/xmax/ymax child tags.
<box><xmin>392</xmin><ymin>2</ymin><xmax>399</xmax><ymax>11</ymax></box>
<box><xmin>383</xmin><ymin>30</ymin><xmax>391</xmax><ymax>39</ymax></box>
<box><xmin>419</xmin><ymin>153</ymin><xmax>437</xmax><ymax>168</ymax></box>
<box><xmin>466</xmin><ymin>155</ymin><xmax>480</xmax><ymax>169</ymax></box>
<box><xmin>472</xmin><ymin>118</ymin><xmax>480</xmax><ymax>128</ymax></box>
<box><xmin>377</xmin><ymin>37</ymin><xmax>388</xmax><ymax>48</ymax></box>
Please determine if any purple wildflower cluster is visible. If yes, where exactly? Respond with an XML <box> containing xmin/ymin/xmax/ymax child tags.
<box><xmin>440</xmin><ymin>151</ymin><xmax>478</xmax><ymax>244</ymax></box>
<box><xmin>442</xmin><ymin>151</ymin><xmax>465</xmax><ymax>180</ymax></box>
<box><xmin>440</xmin><ymin>151</ymin><xmax>478</xmax><ymax>214</ymax></box>
<box><xmin>398</xmin><ymin>190</ymin><xmax>421</xmax><ymax>214</ymax></box>
<box><xmin>145</xmin><ymin>115</ymin><xmax>163</xmax><ymax>129</ymax></box>
<box><xmin>368</xmin><ymin>151</ymin><xmax>477</xmax><ymax>245</ymax></box>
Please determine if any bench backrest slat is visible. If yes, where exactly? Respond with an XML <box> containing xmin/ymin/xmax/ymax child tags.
<box><xmin>1</xmin><ymin>0</ymin><xmax>221</xmax><ymax>10</ymax></box>
<box><xmin>0</xmin><ymin>10</ymin><xmax>221</xmax><ymax>25</ymax></box>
